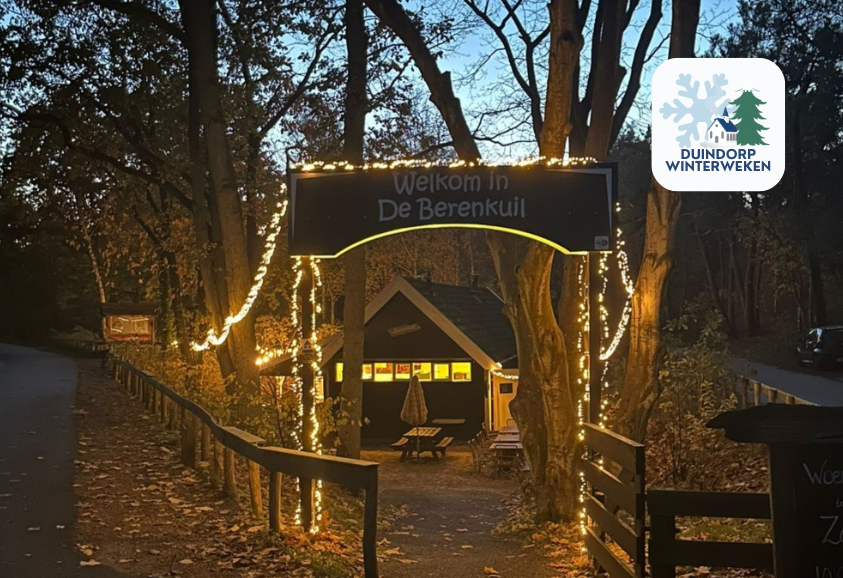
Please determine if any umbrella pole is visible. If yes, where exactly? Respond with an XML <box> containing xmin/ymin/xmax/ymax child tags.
<box><xmin>416</xmin><ymin>426</ymin><xmax>420</xmax><ymax>463</ymax></box>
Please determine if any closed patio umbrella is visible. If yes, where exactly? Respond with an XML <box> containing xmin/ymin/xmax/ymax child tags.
<box><xmin>400</xmin><ymin>375</ymin><xmax>428</xmax><ymax>461</ymax></box>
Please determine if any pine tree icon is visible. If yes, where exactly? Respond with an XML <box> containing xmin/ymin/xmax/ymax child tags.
<box><xmin>732</xmin><ymin>90</ymin><xmax>769</xmax><ymax>145</ymax></box>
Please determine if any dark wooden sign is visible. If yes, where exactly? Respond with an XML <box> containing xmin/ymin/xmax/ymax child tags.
<box><xmin>709</xmin><ymin>405</ymin><xmax>843</xmax><ymax>578</ymax></box>
<box><xmin>287</xmin><ymin>165</ymin><xmax>617</xmax><ymax>257</ymax></box>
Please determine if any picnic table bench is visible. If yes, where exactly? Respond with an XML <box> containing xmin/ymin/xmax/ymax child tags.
<box><xmin>393</xmin><ymin>427</ymin><xmax>454</xmax><ymax>461</ymax></box>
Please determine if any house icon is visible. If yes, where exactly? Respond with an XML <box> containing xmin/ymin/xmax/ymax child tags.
<box><xmin>706</xmin><ymin>106</ymin><xmax>738</xmax><ymax>146</ymax></box>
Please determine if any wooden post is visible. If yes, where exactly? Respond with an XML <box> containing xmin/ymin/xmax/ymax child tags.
<box><xmin>299</xmin><ymin>259</ymin><xmax>316</xmax><ymax>531</ymax></box>
<box><xmin>152</xmin><ymin>387</ymin><xmax>159</xmax><ymax>415</ymax></box>
<box><xmin>768</xmin><ymin>387</ymin><xmax>778</xmax><ymax>404</ymax></box>
<box><xmin>709</xmin><ymin>405</ymin><xmax>843</xmax><ymax>578</ymax></box>
<box><xmin>363</xmin><ymin>475</ymin><xmax>379</xmax><ymax>578</ymax></box>
<box><xmin>224</xmin><ymin>447</ymin><xmax>237</xmax><ymax>497</ymax></box>
<box><xmin>181</xmin><ymin>411</ymin><xmax>197</xmax><ymax>467</ymax></box>
<box><xmin>213</xmin><ymin>438</ymin><xmax>224</xmax><ymax>488</ymax></box>
<box><xmin>168</xmin><ymin>399</ymin><xmax>178</xmax><ymax>430</ymax></box>
<box><xmin>201</xmin><ymin>424</ymin><xmax>211</xmax><ymax>462</ymax></box>
<box><xmin>740</xmin><ymin>378</ymin><xmax>748</xmax><ymax>408</ymax></box>
<box><xmin>588</xmin><ymin>253</ymin><xmax>603</xmax><ymax>425</ymax></box>
<box><xmin>160</xmin><ymin>392</ymin><xmax>167</xmax><ymax>421</ymax></box>
<box><xmin>269</xmin><ymin>472</ymin><xmax>282</xmax><ymax>532</ymax></box>
<box><xmin>753</xmin><ymin>381</ymin><xmax>761</xmax><ymax>406</ymax></box>
<box><xmin>649</xmin><ymin>511</ymin><xmax>677</xmax><ymax>578</ymax></box>
<box><xmin>248</xmin><ymin>461</ymin><xmax>262</xmax><ymax>519</ymax></box>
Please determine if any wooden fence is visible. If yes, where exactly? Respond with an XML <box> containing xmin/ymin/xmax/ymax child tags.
<box><xmin>583</xmin><ymin>423</ymin><xmax>646</xmax><ymax>578</ymax></box>
<box><xmin>648</xmin><ymin>489</ymin><xmax>773</xmax><ymax>577</ymax></box>
<box><xmin>110</xmin><ymin>357</ymin><xmax>380</xmax><ymax>578</ymax></box>
<box><xmin>55</xmin><ymin>338</ymin><xmax>110</xmax><ymax>354</ymax></box>
<box><xmin>735</xmin><ymin>375</ymin><xmax>814</xmax><ymax>406</ymax></box>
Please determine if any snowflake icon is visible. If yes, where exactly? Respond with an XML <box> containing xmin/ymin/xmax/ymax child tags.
<box><xmin>659</xmin><ymin>73</ymin><xmax>733</xmax><ymax>147</ymax></box>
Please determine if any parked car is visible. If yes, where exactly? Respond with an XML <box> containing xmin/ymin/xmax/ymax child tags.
<box><xmin>797</xmin><ymin>326</ymin><xmax>843</xmax><ymax>369</ymax></box>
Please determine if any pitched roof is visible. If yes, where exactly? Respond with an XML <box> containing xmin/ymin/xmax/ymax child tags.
<box><xmin>707</xmin><ymin>117</ymin><xmax>737</xmax><ymax>133</ymax></box>
<box><xmin>260</xmin><ymin>276</ymin><xmax>518</xmax><ymax>374</ymax></box>
<box><xmin>404</xmin><ymin>278</ymin><xmax>516</xmax><ymax>365</ymax></box>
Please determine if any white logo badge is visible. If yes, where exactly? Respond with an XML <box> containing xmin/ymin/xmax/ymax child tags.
<box><xmin>651</xmin><ymin>58</ymin><xmax>785</xmax><ymax>191</ymax></box>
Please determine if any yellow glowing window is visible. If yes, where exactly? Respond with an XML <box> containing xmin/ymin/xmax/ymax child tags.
<box><xmin>362</xmin><ymin>364</ymin><xmax>373</xmax><ymax>380</ymax></box>
<box><xmin>374</xmin><ymin>362</ymin><xmax>394</xmax><ymax>382</ymax></box>
<box><xmin>452</xmin><ymin>362</ymin><xmax>472</xmax><ymax>381</ymax></box>
<box><xmin>433</xmin><ymin>363</ymin><xmax>450</xmax><ymax>380</ymax></box>
<box><xmin>336</xmin><ymin>362</ymin><xmax>343</xmax><ymax>382</ymax></box>
<box><xmin>395</xmin><ymin>363</ymin><xmax>411</xmax><ymax>380</ymax></box>
<box><xmin>413</xmin><ymin>362</ymin><xmax>432</xmax><ymax>381</ymax></box>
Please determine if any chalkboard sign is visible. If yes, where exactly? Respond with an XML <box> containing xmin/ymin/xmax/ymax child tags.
<box><xmin>792</xmin><ymin>444</ymin><xmax>843</xmax><ymax>577</ymax></box>
<box><xmin>709</xmin><ymin>404</ymin><xmax>843</xmax><ymax>578</ymax></box>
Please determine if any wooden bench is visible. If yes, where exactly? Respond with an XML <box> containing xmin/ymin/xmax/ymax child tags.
<box><xmin>433</xmin><ymin>436</ymin><xmax>454</xmax><ymax>457</ymax></box>
<box><xmin>391</xmin><ymin>437</ymin><xmax>409</xmax><ymax>451</ymax></box>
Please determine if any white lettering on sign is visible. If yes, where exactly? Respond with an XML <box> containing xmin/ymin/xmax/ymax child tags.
<box><xmin>392</xmin><ymin>171</ymin><xmax>492</xmax><ymax>195</ymax></box>
<box><xmin>414</xmin><ymin>197</ymin><xmax>527</xmax><ymax>222</ymax></box>
<box><xmin>804</xmin><ymin>461</ymin><xmax>843</xmax><ymax>486</ymax></box>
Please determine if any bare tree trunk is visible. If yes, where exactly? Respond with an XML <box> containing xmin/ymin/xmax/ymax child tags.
<box><xmin>337</xmin><ymin>0</ymin><xmax>368</xmax><ymax>461</ymax></box>
<box><xmin>82</xmin><ymin>230</ymin><xmax>108</xmax><ymax>340</ymax></box>
<box><xmin>615</xmin><ymin>0</ymin><xmax>700</xmax><ymax>443</ymax></box>
<box><xmin>180</xmin><ymin>0</ymin><xmax>257</xmax><ymax>408</ymax></box>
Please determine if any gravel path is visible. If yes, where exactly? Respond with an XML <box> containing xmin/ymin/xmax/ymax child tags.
<box><xmin>0</xmin><ymin>344</ymin><xmax>126</xmax><ymax>577</ymax></box>
<box><xmin>367</xmin><ymin>449</ymin><xmax>557</xmax><ymax>578</ymax></box>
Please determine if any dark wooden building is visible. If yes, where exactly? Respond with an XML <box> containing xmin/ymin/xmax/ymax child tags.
<box><xmin>101</xmin><ymin>302</ymin><xmax>157</xmax><ymax>343</ymax></box>
<box><xmin>262</xmin><ymin>277</ymin><xmax>519</xmax><ymax>442</ymax></box>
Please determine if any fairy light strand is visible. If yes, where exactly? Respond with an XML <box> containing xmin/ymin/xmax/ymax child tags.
<box><xmin>191</xmin><ymin>199</ymin><xmax>288</xmax><ymax>351</ymax></box>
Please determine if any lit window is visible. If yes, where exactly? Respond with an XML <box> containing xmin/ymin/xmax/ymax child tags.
<box><xmin>413</xmin><ymin>362</ymin><xmax>432</xmax><ymax>381</ymax></box>
<box><xmin>452</xmin><ymin>362</ymin><xmax>472</xmax><ymax>381</ymax></box>
<box><xmin>336</xmin><ymin>362</ymin><xmax>343</xmax><ymax>382</ymax></box>
<box><xmin>374</xmin><ymin>363</ymin><xmax>394</xmax><ymax>382</ymax></box>
<box><xmin>362</xmin><ymin>364</ymin><xmax>373</xmax><ymax>380</ymax></box>
<box><xmin>433</xmin><ymin>363</ymin><xmax>450</xmax><ymax>380</ymax></box>
<box><xmin>395</xmin><ymin>363</ymin><xmax>411</xmax><ymax>380</ymax></box>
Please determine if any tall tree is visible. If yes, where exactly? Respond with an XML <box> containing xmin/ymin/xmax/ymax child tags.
<box><xmin>337</xmin><ymin>0</ymin><xmax>368</xmax><ymax>460</ymax></box>
<box><xmin>615</xmin><ymin>0</ymin><xmax>701</xmax><ymax>442</ymax></box>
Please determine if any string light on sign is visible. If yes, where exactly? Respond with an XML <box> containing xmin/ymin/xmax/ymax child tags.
<box><xmin>289</xmin><ymin>155</ymin><xmax>601</xmax><ymax>173</ymax></box>
<box><xmin>191</xmin><ymin>199</ymin><xmax>288</xmax><ymax>352</ymax></box>
<box><xmin>599</xmin><ymin>207</ymin><xmax>635</xmax><ymax>362</ymax></box>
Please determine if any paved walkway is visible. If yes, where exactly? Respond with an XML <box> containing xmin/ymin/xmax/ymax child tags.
<box><xmin>0</xmin><ymin>344</ymin><xmax>126</xmax><ymax>577</ymax></box>
<box><xmin>732</xmin><ymin>357</ymin><xmax>843</xmax><ymax>406</ymax></box>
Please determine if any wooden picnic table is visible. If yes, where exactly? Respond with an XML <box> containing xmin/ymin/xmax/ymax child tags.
<box><xmin>396</xmin><ymin>427</ymin><xmax>450</xmax><ymax>461</ymax></box>
<box><xmin>490</xmin><ymin>427</ymin><xmax>523</xmax><ymax>474</ymax></box>
<box><xmin>494</xmin><ymin>432</ymin><xmax>521</xmax><ymax>444</ymax></box>
<box><xmin>431</xmin><ymin>418</ymin><xmax>466</xmax><ymax>426</ymax></box>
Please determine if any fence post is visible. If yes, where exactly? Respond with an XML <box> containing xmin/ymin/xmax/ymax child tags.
<box><xmin>248</xmin><ymin>461</ymin><xmax>263</xmax><ymax>519</ymax></box>
<box><xmin>181</xmin><ymin>410</ymin><xmax>197</xmax><ymax>467</ymax></box>
<box><xmin>159</xmin><ymin>392</ymin><xmax>167</xmax><ymax>421</ymax></box>
<box><xmin>168</xmin><ymin>399</ymin><xmax>178</xmax><ymax>430</ymax></box>
<box><xmin>213</xmin><ymin>438</ymin><xmax>224</xmax><ymax>488</ymax></box>
<box><xmin>753</xmin><ymin>381</ymin><xmax>761</xmax><ymax>406</ymax></box>
<box><xmin>768</xmin><ymin>387</ymin><xmax>778</xmax><ymax>404</ymax></box>
<box><xmin>201</xmin><ymin>424</ymin><xmax>211</xmax><ymax>462</ymax></box>
<box><xmin>224</xmin><ymin>447</ymin><xmax>237</xmax><ymax>497</ymax></box>
<box><xmin>740</xmin><ymin>378</ymin><xmax>748</xmax><ymax>408</ymax></box>
<box><xmin>363</xmin><ymin>474</ymin><xmax>379</xmax><ymax>578</ymax></box>
<box><xmin>650</xmin><ymin>511</ymin><xmax>676</xmax><ymax>578</ymax></box>
<box><xmin>269</xmin><ymin>472</ymin><xmax>282</xmax><ymax>532</ymax></box>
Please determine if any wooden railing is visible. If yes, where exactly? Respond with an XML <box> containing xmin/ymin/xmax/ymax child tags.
<box><xmin>583</xmin><ymin>423</ymin><xmax>646</xmax><ymax>578</ymax></box>
<box><xmin>648</xmin><ymin>489</ymin><xmax>773</xmax><ymax>578</ymax></box>
<box><xmin>735</xmin><ymin>375</ymin><xmax>814</xmax><ymax>406</ymax></box>
<box><xmin>55</xmin><ymin>338</ymin><xmax>110</xmax><ymax>354</ymax></box>
<box><xmin>109</xmin><ymin>357</ymin><xmax>379</xmax><ymax>578</ymax></box>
